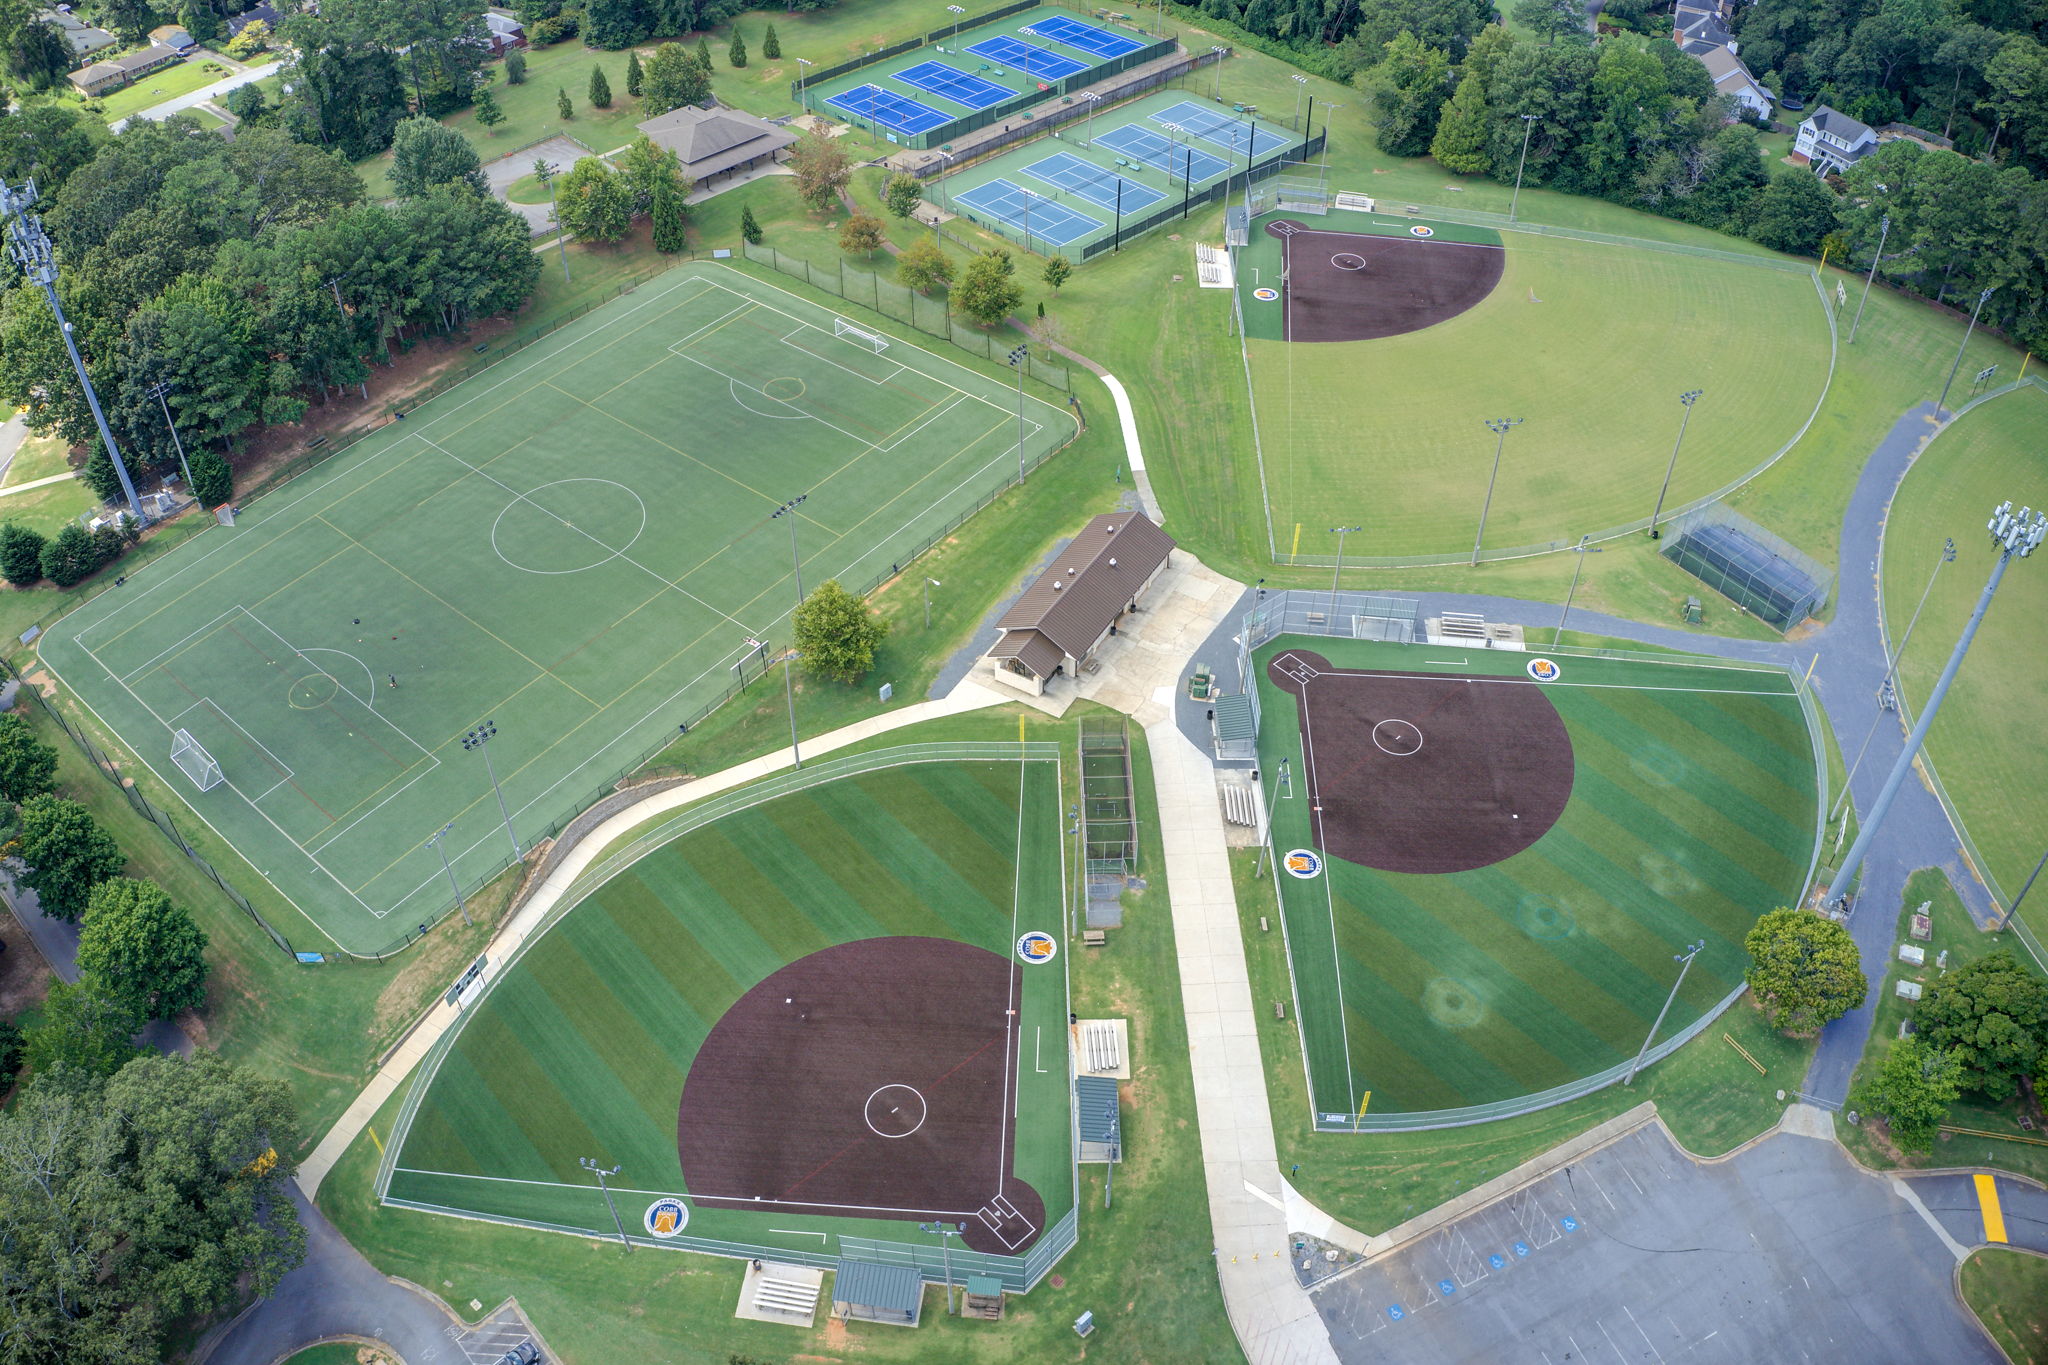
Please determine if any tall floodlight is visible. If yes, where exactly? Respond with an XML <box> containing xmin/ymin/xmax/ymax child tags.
<box><xmin>946</xmin><ymin>4</ymin><xmax>965</xmax><ymax>37</ymax></box>
<box><xmin>1830</xmin><ymin>536</ymin><xmax>1955</xmax><ymax>827</ymax></box>
<box><xmin>1508</xmin><ymin>114</ymin><xmax>1538</xmax><ymax>222</ymax></box>
<box><xmin>462</xmin><ymin>721</ymin><xmax>521</xmax><ymax>859</ymax></box>
<box><xmin>2003</xmin><ymin>844</ymin><xmax>2048</xmax><ymax>928</ymax></box>
<box><xmin>144</xmin><ymin>380</ymin><xmax>196</xmax><ymax>490</ymax></box>
<box><xmin>771</xmin><ymin>497</ymin><xmax>809</xmax><ymax>770</ymax></box>
<box><xmin>1210</xmin><ymin>46</ymin><xmax>1228</xmax><ymax>100</ymax></box>
<box><xmin>924</xmin><ymin>577</ymin><xmax>942</xmax><ymax>629</ymax></box>
<box><xmin>1328</xmin><ymin>525</ymin><xmax>1359</xmax><ymax>607</ymax></box>
<box><xmin>1</xmin><ymin>178</ymin><xmax>149</xmax><ymax>526</ymax></box>
<box><xmin>919</xmin><ymin>1221</ymin><xmax>966</xmax><ymax>1314</ymax></box>
<box><xmin>1647</xmin><ymin>389</ymin><xmax>1704</xmax><ymax>538</ymax></box>
<box><xmin>1848</xmin><ymin>211</ymin><xmax>1889</xmax><ymax>345</ymax></box>
<box><xmin>533</xmin><ymin>160</ymin><xmax>570</xmax><ymax>284</ymax></box>
<box><xmin>1936</xmin><ymin>286</ymin><xmax>1997</xmax><ymax>415</ymax></box>
<box><xmin>1290</xmin><ymin>72</ymin><xmax>1308</xmax><ymax>130</ymax></box>
<box><xmin>579</xmin><ymin>1159</ymin><xmax>632</xmax><ymax>1252</ymax></box>
<box><xmin>1311</xmin><ymin>100</ymin><xmax>1341</xmax><ymax>160</ymax></box>
<box><xmin>794</xmin><ymin>57</ymin><xmax>814</xmax><ymax>112</ymax></box>
<box><xmin>425</xmin><ymin>821</ymin><xmax>471</xmax><ymax>926</ymax></box>
<box><xmin>1625</xmin><ymin>939</ymin><xmax>1706</xmax><ymax>1084</ymax></box>
<box><xmin>1823</xmin><ymin>501</ymin><xmax>2047</xmax><ymax>911</ymax></box>
<box><xmin>1008</xmin><ymin>344</ymin><xmax>1030</xmax><ymax>484</ymax></box>
<box><xmin>1553</xmin><ymin>534</ymin><xmax>1597</xmax><ymax>644</ymax></box>
<box><xmin>1471</xmin><ymin>417</ymin><xmax>1523</xmax><ymax>566</ymax></box>
<box><xmin>1080</xmin><ymin>89</ymin><xmax>1103</xmax><ymax>144</ymax></box>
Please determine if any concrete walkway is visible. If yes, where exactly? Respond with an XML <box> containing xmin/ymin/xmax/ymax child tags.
<box><xmin>109</xmin><ymin>56</ymin><xmax>275</xmax><ymax>133</ymax></box>
<box><xmin>0</xmin><ymin>470</ymin><xmax>79</xmax><ymax>498</ymax></box>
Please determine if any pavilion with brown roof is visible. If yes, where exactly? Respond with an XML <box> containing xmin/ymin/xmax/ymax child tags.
<box><xmin>634</xmin><ymin>102</ymin><xmax>796</xmax><ymax>188</ymax></box>
<box><xmin>987</xmin><ymin>511</ymin><xmax>1175</xmax><ymax>696</ymax></box>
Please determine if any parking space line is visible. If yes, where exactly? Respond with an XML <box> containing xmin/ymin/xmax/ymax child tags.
<box><xmin>1626</xmin><ymin>1304</ymin><xmax>1667</xmax><ymax>1363</ymax></box>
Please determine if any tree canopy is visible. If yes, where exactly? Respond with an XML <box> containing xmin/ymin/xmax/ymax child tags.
<box><xmin>1849</xmin><ymin>1035</ymin><xmax>1963</xmax><ymax>1153</ymax></box>
<box><xmin>1915</xmin><ymin>949</ymin><xmax>2048</xmax><ymax>1101</ymax></box>
<box><xmin>16</xmin><ymin>794</ymin><xmax>125</xmax><ymax>924</ymax></box>
<box><xmin>1743</xmin><ymin>908</ymin><xmax>1867</xmax><ymax>1033</ymax></box>
<box><xmin>77</xmin><ymin>878</ymin><xmax>211</xmax><ymax>1022</ymax></box>
<box><xmin>793</xmin><ymin>580</ymin><xmax>889</xmax><ymax>684</ymax></box>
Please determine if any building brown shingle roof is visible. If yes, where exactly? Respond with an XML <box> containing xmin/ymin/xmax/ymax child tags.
<box><xmin>634</xmin><ymin>104</ymin><xmax>796</xmax><ymax>179</ymax></box>
<box><xmin>993</xmin><ymin>512</ymin><xmax>1174</xmax><ymax>669</ymax></box>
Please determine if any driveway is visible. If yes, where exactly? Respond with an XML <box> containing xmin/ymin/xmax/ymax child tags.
<box><xmin>1310</xmin><ymin>1123</ymin><xmax>2002</xmax><ymax>1364</ymax></box>
<box><xmin>109</xmin><ymin>56</ymin><xmax>276</xmax><ymax>133</ymax></box>
<box><xmin>482</xmin><ymin>135</ymin><xmax>591</xmax><ymax>236</ymax></box>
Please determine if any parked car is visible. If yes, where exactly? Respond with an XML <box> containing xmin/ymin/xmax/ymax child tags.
<box><xmin>497</xmin><ymin>1344</ymin><xmax>541</xmax><ymax>1365</ymax></box>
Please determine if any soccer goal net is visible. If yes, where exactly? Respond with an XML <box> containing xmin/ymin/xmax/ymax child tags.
<box><xmin>170</xmin><ymin>729</ymin><xmax>224</xmax><ymax>792</ymax></box>
<box><xmin>833</xmin><ymin>317</ymin><xmax>889</xmax><ymax>354</ymax></box>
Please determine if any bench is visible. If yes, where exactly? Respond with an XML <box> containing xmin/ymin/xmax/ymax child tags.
<box><xmin>1083</xmin><ymin>929</ymin><xmax>1107</xmax><ymax>948</ymax></box>
<box><xmin>1273</xmin><ymin>1001</ymin><xmax>1286</xmax><ymax>1020</ymax></box>
<box><xmin>304</xmin><ymin>435</ymin><xmax>329</xmax><ymax>451</ymax></box>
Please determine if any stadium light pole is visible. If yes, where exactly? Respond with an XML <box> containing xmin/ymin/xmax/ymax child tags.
<box><xmin>1328</xmin><ymin>525</ymin><xmax>1359</xmax><ymax>602</ymax></box>
<box><xmin>1211</xmin><ymin>46</ymin><xmax>1228</xmax><ymax>101</ymax></box>
<box><xmin>534</xmin><ymin>160</ymin><xmax>570</xmax><ymax>284</ymax></box>
<box><xmin>1936</xmin><ymin>285</ymin><xmax>1997</xmax><ymax>416</ymax></box>
<box><xmin>919</xmin><ymin>1222</ymin><xmax>965</xmax><ymax>1314</ymax></box>
<box><xmin>2002</xmin><ymin>843</ymin><xmax>2048</xmax><ymax>929</ymax></box>
<box><xmin>772</xmin><ymin>496</ymin><xmax>808</xmax><ymax>770</ymax></box>
<box><xmin>1</xmin><ymin>178</ymin><xmax>149</xmax><ymax>528</ymax></box>
<box><xmin>1553</xmin><ymin>534</ymin><xmax>1599</xmax><ymax>645</ymax></box>
<box><xmin>579</xmin><ymin>1159</ymin><xmax>632</xmax><ymax>1253</ymax></box>
<box><xmin>1312</xmin><ymin>100</ymin><xmax>1341</xmax><ymax>161</ymax></box>
<box><xmin>1625</xmin><ymin>939</ymin><xmax>1706</xmax><ymax>1085</ymax></box>
<box><xmin>1823</xmin><ymin>501</ymin><xmax>2047</xmax><ymax>913</ymax></box>
<box><xmin>1008</xmin><ymin>344</ymin><xmax>1030</xmax><ymax>484</ymax></box>
<box><xmin>794</xmin><ymin>57</ymin><xmax>813</xmax><ymax>112</ymax></box>
<box><xmin>1471</xmin><ymin>417</ymin><xmax>1523</xmax><ymax>566</ymax></box>
<box><xmin>1290</xmin><ymin>72</ymin><xmax>1308</xmax><ymax>131</ymax></box>
<box><xmin>1080</xmin><ymin>89</ymin><xmax>1102</xmax><ymax>145</ymax></box>
<box><xmin>1848</xmin><ymin>212</ymin><xmax>1889</xmax><ymax>345</ymax></box>
<box><xmin>924</xmin><ymin>577</ymin><xmax>941</xmax><ymax>629</ymax></box>
<box><xmin>946</xmin><ymin>3</ymin><xmax>964</xmax><ymax>38</ymax></box>
<box><xmin>463</xmin><ymin>721</ymin><xmax>521</xmax><ymax>860</ymax></box>
<box><xmin>1161</xmin><ymin>122</ymin><xmax>1194</xmax><ymax>218</ymax></box>
<box><xmin>425</xmin><ymin>821</ymin><xmax>471</xmax><ymax>926</ymax></box>
<box><xmin>1647</xmin><ymin>389</ymin><xmax>1704</xmax><ymax>539</ymax></box>
<box><xmin>144</xmin><ymin>380</ymin><xmax>196</xmax><ymax>491</ymax></box>
<box><xmin>1829</xmin><ymin>536</ymin><xmax>1956</xmax><ymax>827</ymax></box>
<box><xmin>1508</xmin><ymin>114</ymin><xmax>1538</xmax><ymax>223</ymax></box>
<box><xmin>773</xmin><ymin>494</ymin><xmax>808</xmax><ymax>602</ymax></box>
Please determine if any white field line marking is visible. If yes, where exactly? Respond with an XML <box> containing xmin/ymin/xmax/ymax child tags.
<box><xmin>115</xmin><ymin>605</ymin><xmax>244</xmax><ymax>685</ymax></box>
<box><xmin>778</xmin><ymin>323</ymin><xmax>909</xmax><ymax>386</ymax></box>
<box><xmin>170</xmin><ymin>696</ymin><xmax>296</xmax><ymax>789</ymax></box>
<box><xmin>392</xmin><ymin>1167</ymin><xmax>986</xmax><ymax>1219</ymax></box>
<box><xmin>1297</xmin><ymin>672</ymin><xmax>1358</xmax><ymax>1122</ymax></box>
<box><xmin>768</xmin><ymin>1229</ymin><xmax>830</xmax><ymax>1240</ymax></box>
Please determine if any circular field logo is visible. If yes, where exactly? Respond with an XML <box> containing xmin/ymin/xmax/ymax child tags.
<box><xmin>1252</xmin><ymin>287</ymin><xmax>1279</xmax><ymax>301</ymax></box>
<box><xmin>1525</xmin><ymin>657</ymin><xmax>1561</xmax><ymax>682</ymax></box>
<box><xmin>1409</xmin><ymin>225</ymin><xmax>1435</xmax><ymax>238</ymax></box>
<box><xmin>643</xmin><ymin>1197</ymin><xmax>689</xmax><ymax>1238</ymax></box>
<box><xmin>1016</xmin><ymin>931</ymin><xmax>1058</xmax><ymax>964</ymax></box>
<box><xmin>1284</xmin><ymin>849</ymin><xmax>1324</xmax><ymax>879</ymax></box>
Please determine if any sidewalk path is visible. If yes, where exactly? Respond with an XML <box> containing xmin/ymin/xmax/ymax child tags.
<box><xmin>0</xmin><ymin>471</ymin><xmax>79</xmax><ymax>498</ymax></box>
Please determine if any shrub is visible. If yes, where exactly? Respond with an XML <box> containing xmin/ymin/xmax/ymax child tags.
<box><xmin>190</xmin><ymin>449</ymin><xmax>232</xmax><ymax>508</ymax></box>
<box><xmin>506</xmin><ymin>48</ymin><xmax>527</xmax><ymax>83</ymax></box>
<box><xmin>0</xmin><ymin>523</ymin><xmax>47</xmax><ymax>587</ymax></box>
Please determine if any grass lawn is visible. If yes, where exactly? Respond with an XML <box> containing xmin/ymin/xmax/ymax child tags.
<box><xmin>317</xmin><ymin>709</ymin><xmax>1240</xmax><ymax>1364</ymax></box>
<box><xmin>1254</xmin><ymin>637</ymin><xmax>1817</xmax><ymax>1117</ymax></box>
<box><xmin>1961</xmin><ymin>1249</ymin><xmax>2048</xmax><ymax>1364</ymax></box>
<box><xmin>2</xmin><ymin>430</ymin><xmax>74</xmax><ymax>488</ymax></box>
<box><xmin>0</xmin><ymin>471</ymin><xmax>93</xmax><ymax>539</ymax></box>
<box><xmin>502</xmin><ymin>170</ymin><xmax>550</xmax><ymax>204</ymax></box>
<box><xmin>94</xmin><ymin>55</ymin><xmax>237</xmax><ymax>122</ymax></box>
<box><xmin>280</xmin><ymin>1345</ymin><xmax>380</xmax><ymax>1365</ymax></box>
<box><xmin>1879</xmin><ymin>384</ymin><xmax>2048</xmax><ymax>925</ymax></box>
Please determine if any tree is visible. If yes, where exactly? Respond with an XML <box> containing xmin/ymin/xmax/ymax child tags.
<box><xmin>698</xmin><ymin>35</ymin><xmax>713</xmax><ymax>69</ymax></box>
<box><xmin>740</xmin><ymin>202</ymin><xmax>764</xmax><ymax>243</ymax></box>
<box><xmin>1431</xmin><ymin>70</ymin><xmax>1493</xmax><ymax>174</ymax></box>
<box><xmin>22</xmin><ymin>978</ymin><xmax>142</xmax><ymax>1078</ymax></box>
<box><xmin>0</xmin><ymin>523</ymin><xmax>46</xmax><ymax>588</ymax></box>
<box><xmin>223</xmin><ymin>81</ymin><xmax>270</xmax><ymax>125</ymax></box>
<box><xmin>225</xmin><ymin>15</ymin><xmax>271</xmax><ymax>55</ymax></box>
<box><xmin>651</xmin><ymin>179</ymin><xmax>689</xmax><ymax>251</ymax></box>
<box><xmin>474</xmin><ymin>84</ymin><xmax>507</xmax><ymax>132</ymax></box>
<box><xmin>0</xmin><ymin>1018</ymin><xmax>20</xmax><ymax>1084</ymax></box>
<box><xmin>1916</xmin><ymin>950</ymin><xmax>2048</xmax><ymax>1101</ymax></box>
<box><xmin>558</xmin><ymin>86</ymin><xmax>575</xmax><ymax>119</ymax></box>
<box><xmin>642</xmin><ymin>42</ymin><xmax>711</xmax><ymax>115</ymax></box>
<box><xmin>190</xmin><ymin>449</ymin><xmax>233</xmax><ymax>508</ymax></box>
<box><xmin>1364</xmin><ymin>32</ymin><xmax>1454</xmax><ymax>157</ymax></box>
<box><xmin>0</xmin><ymin>0</ymin><xmax>72</xmax><ymax>90</ymax></box>
<box><xmin>1849</xmin><ymin>1036</ymin><xmax>1964</xmax><ymax>1153</ymax></box>
<box><xmin>391</xmin><ymin>116</ymin><xmax>487</xmax><ymax>199</ymax></box>
<box><xmin>506</xmin><ymin>47</ymin><xmax>527</xmax><ymax>83</ymax></box>
<box><xmin>789</xmin><ymin>128</ymin><xmax>853</xmax><ymax>210</ymax></box>
<box><xmin>40</xmin><ymin>522</ymin><xmax>115</xmax><ymax>589</ymax></box>
<box><xmin>896</xmin><ymin>235</ymin><xmax>953</xmax><ymax>293</ymax></box>
<box><xmin>619</xmin><ymin>134</ymin><xmax>690</xmax><ymax>214</ymax></box>
<box><xmin>590</xmin><ymin>62</ymin><xmax>614</xmax><ymax>108</ymax></box>
<box><xmin>838</xmin><ymin>212</ymin><xmax>885</xmax><ymax>256</ymax></box>
<box><xmin>0</xmin><ymin>712</ymin><xmax>57</xmax><ymax>803</ymax></box>
<box><xmin>1743</xmin><ymin>908</ymin><xmax>1867</xmax><ymax>1033</ymax></box>
<box><xmin>952</xmin><ymin>248</ymin><xmax>1023</xmax><ymax>325</ymax></box>
<box><xmin>77</xmin><ymin>879</ymin><xmax>209</xmax><ymax>1022</ymax></box>
<box><xmin>763</xmin><ymin>22</ymin><xmax>780</xmax><ymax>59</ymax></box>
<box><xmin>16</xmin><ymin>794</ymin><xmax>125</xmax><ymax>924</ymax></box>
<box><xmin>555</xmin><ymin>157</ymin><xmax>633</xmax><ymax>242</ymax></box>
<box><xmin>1042</xmin><ymin>253</ymin><xmax>1073</xmax><ymax>295</ymax></box>
<box><xmin>1749</xmin><ymin>172</ymin><xmax>1838</xmax><ymax>255</ymax></box>
<box><xmin>0</xmin><ymin>104</ymin><xmax>97</xmax><ymax>194</ymax></box>
<box><xmin>1511</xmin><ymin>0</ymin><xmax>1588</xmax><ymax>44</ymax></box>
<box><xmin>793</xmin><ymin>580</ymin><xmax>889</xmax><ymax>683</ymax></box>
<box><xmin>626</xmin><ymin>47</ymin><xmax>644</xmax><ymax>95</ymax></box>
<box><xmin>729</xmin><ymin>25</ymin><xmax>748</xmax><ymax>67</ymax></box>
<box><xmin>884</xmin><ymin>172</ymin><xmax>924</xmax><ymax>220</ymax></box>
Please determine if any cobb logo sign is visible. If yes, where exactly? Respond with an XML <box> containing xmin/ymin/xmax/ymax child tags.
<box><xmin>1284</xmin><ymin>849</ymin><xmax>1324</xmax><ymax>879</ymax></box>
<box><xmin>1016</xmin><ymin>931</ymin><xmax>1058</xmax><ymax>964</ymax></box>
<box><xmin>644</xmin><ymin>1197</ymin><xmax>690</xmax><ymax>1238</ymax></box>
<box><xmin>1526</xmin><ymin>658</ymin><xmax>1562</xmax><ymax>682</ymax></box>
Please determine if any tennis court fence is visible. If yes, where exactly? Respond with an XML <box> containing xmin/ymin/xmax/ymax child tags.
<box><xmin>1076</xmin><ymin>130</ymin><xmax>1325</xmax><ymax>260</ymax></box>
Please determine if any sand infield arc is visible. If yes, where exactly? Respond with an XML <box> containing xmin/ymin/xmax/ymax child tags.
<box><xmin>1269</xmin><ymin>651</ymin><xmax>1574</xmax><ymax>873</ymax></box>
<box><xmin>1270</xmin><ymin>220</ymin><xmax>1505</xmax><ymax>343</ymax></box>
<box><xmin>676</xmin><ymin>936</ymin><xmax>1045</xmax><ymax>1254</ymax></box>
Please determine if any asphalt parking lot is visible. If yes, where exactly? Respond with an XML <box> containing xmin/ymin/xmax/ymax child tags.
<box><xmin>1311</xmin><ymin>1124</ymin><xmax>2002</xmax><ymax>1364</ymax></box>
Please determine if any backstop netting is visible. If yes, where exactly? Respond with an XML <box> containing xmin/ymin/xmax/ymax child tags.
<box><xmin>1658</xmin><ymin>505</ymin><xmax>1830</xmax><ymax>632</ymax></box>
<box><xmin>170</xmin><ymin>728</ymin><xmax>224</xmax><ymax>792</ymax></box>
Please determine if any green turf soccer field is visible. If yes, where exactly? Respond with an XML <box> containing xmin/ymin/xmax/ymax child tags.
<box><xmin>37</xmin><ymin>264</ymin><xmax>1075</xmax><ymax>955</ymax></box>
<box><xmin>1256</xmin><ymin>638</ymin><xmax>1819</xmax><ymax>1121</ymax></box>
<box><xmin>1238</xmin><ymin>216</ymin><xmax>1835</xmax><ymax>562</ymax></box>
<box><xmin>378</xmin><ymin>753</ymin><xmax>1074</xmax><ymax>1281</ymax></box>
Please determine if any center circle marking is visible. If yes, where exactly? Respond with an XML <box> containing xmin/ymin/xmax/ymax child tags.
<box><xmin>288</xmin><ymin>672</ymin><xmax>340</xmax><ymax>709</ymax></box>
<box><xmin>491</xmin><ymin>478</ymin><xmax>648</xmax><ymax>575</ymax></box>
<box><xmin>1371</xmin><ymin>718</ymin><xmax>1423</xmax><ymax>757</ymax></box>
<box><xmin>761</xmin><ymin>376</ymin><xmax>807</xmax><ymax>401</ymax></box>
<box><xmin>1331</xmin><ymin>252</ymin><xmax>1367</xmax><ymax>271</ymax></box>
<box><xmin>863</xmin><ymin>1083</ymin><xmax>928</xmax><ymax>1139</ymax></box>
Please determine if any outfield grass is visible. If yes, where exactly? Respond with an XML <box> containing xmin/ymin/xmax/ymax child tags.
<box><xmin>1880</xmin><ymin>384</ymin><xmax>2048</xmax><ymax>928</ymax></box>
<box><xmin>1241</xmin><ymin>222</ymin><xmax>1833</xmax><ymax>561</ymax></box>
<box><xmin>1256</xmin><ymin>637</ymin><xmax>1817</xmax><ymax>1117</ymax></box>
<box><xmin>1961</xmin><ymin>1250</ymin><xmax>2048</xmax><ymax>1365</ymax></box>
<box><xmin>39</xmin><ymin>263</ymin><xmax>1075</xmax><ymax>954</ymax></box>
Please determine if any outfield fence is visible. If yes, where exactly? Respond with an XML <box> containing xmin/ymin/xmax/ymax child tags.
<box><xmin>378</xmin><ymin>742</ymin><xmax>1079</xmax><ymax>1293</ymax></box>
<box><xmin>1358</xmin><ymin>200</ymin><xmax>1814</xmax><ymax>274</ymax></box>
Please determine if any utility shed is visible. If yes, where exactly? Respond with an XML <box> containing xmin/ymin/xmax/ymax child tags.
<box><xmin>988</xmin><ymin>511</ymin><xmax>1175</xmax><ymax>696</ymax></box>
<box><xmin>832</xmin><ymin>1258</ymin><xmax>924</xmax><ymax>1326</ymax></box>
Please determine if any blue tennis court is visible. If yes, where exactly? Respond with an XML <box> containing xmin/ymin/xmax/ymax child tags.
<box><xmin>953</xmin><ymin>178</ymin><xmax>1103</xmax><ymax>246</ymax></box>
<box><xmin>1022</xmin><ymin>14</ymin><xmax>1147</xmax><ymax>58</ymax></box>
<box><xmin>1093</xmin><ymin>123</ymin><xmax>1231</xmax><ymax>181</ymax></box>
<box><xmin>1024</xmin><ymin>152</ymin><xmax>1164</xmax><ymax>212</ymax></box>
<box><xmin>963</xmin><ymin>34</ymin><xmax>1089</xmax><ymax>80</ymax></box>
<box><xmin>824</xmin><ymin>84</ymin><xmax>949</xmax><ymax>134</ymax></box>
<box><xmin>1153</xmin><ymin>99</ymin><xmax>1290</xmax><ymax>158</ymax></box>
<box><xmin>894</xmin><ymin>60</ymin><xmax>1013</xmax><ymax>110</ymax></box>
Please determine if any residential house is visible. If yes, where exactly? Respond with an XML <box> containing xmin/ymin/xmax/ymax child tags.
<box><xmin>985</xmin><ymin>511</ymin><xmax>1177</xmax><ymax>696</ymax></box>
<box><xmin>226</xmin><ymin>3</ymin><xmax>281</xmax><ymax>39</ymax></box>
<box><xmin>148</xmin><ymin>22</ymin><xmax>198</xmax><ymax>52</ymax></box>
<box><xmin>1792</xmin><ymin>106</ymin><xmax>1878</xmax><ymax>175</ymax></box>
<box><xmin>634</xmin><ymin>102</ymin><xmax>798</xmax><ymax>188</ymax></box>
<box><xmin>1699</xmin><ymin>46</ymin><xmax>1774</xmax><ymax>120</ymax></box>
<box><xmin>67</xmin><ymin>41</ymin><xmax>184</xmax><ymax>96</ymax></box>
<box><xmin>482</xmin><ymin>7</ymin><xmax>525</xmax><ymax>54</ymax></box>
<box><xmin>38</xmin><ymin>8</ymin><xmax>117</xmax><ymax>60</ymax></box>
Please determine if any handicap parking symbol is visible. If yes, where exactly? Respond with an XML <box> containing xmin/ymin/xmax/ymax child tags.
<box><xmin>1488</xmin><ymin>1253</ymin><xmax>1506</xmax><ymax>1269</ymax></box>
<box><xmin>1560</xmin><ymin>1216</ymin><xmax>1579</xmax><ymax>1233</ymax></box>
<box><xmin>1387</xmin><ymin>1304</ymin><xmax>1406</xmax><ymax>1322</ymax></box>
<box><xmin>1513</xmin><ymin>1241</ymin><xmax>1531</xmax><ymax>1258</ymax></box>
<box><xmin>1438</xmin><ymin>1279</ymin><xmax>1457</xmax><ymax>1296</ymax></box>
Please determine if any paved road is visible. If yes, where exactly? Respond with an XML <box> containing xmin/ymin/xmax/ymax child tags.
<box><xmin>1906</xmin><ymin>1171</ymin><xmax>2048</xmax><ymax>1256</ymax></box>
<box><xmin>109</xmin><ymin>55</ymin><xmax>274</xmax><ymax>133</ymax></box>
<box><xmin>482</xmin><ymin>135</ymin><xmax>590</xmax><ymax>236</ymax></box>
<box><xmin>0</xmin><ymin>411</ymin><xmax>27</xmax><ymax>483</ymax></box>
<box><xmin>1</xmin><ymin>859</ymin><xmax>191</xmax><ymax>1058</ymax></box>
<box><xmin>1310</xmin><ymin>1123</ymin><xmax>2002</xmax><ymax>1364</ymax></box>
